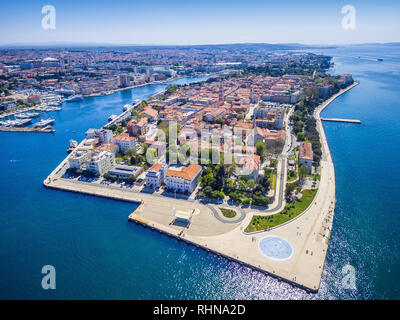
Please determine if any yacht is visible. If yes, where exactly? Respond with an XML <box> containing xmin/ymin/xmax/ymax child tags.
<box><xmin>66</xmin><ymin>95</ymin><xmax>84</xmax><ymax>102</ymax></box>
<box><xmin>33</xmin><ymin>119</ymin><xmax>55</xmax><ymax>128</ymax></box>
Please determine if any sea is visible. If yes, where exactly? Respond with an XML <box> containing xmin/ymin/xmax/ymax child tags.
<box><xmin>0</xmin><ymin>45</ymin><xmax>399</xmax><ymax>299</ymax></box>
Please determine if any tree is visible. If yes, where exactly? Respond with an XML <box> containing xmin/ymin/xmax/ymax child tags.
<box><xmin>298</xmin><ymin>165</ymin><xmax>308</xmax><ymax>182</ymax></box>
<box><xmin>256</xmin><ymin>140</ymin><xmax>267</xmax><ymax>159</ymax></box>
<box><xmin>214</xmin><ymin>117</ymin><xmax>224</xmax><ymax>125</ymax></box>
<box><xmin>297</xmin><ymin>132</ymin><xmax>306</xmax><ymax>141</ymax></box>
<box><xmin>285</xmin><ymin>182</ymin><xmax>297</xmax><ymax>202</ymax></box>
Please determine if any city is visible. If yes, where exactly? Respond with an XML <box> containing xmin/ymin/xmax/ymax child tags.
<box><xmin>34</xmin><ymin>51</ymin><xmax>356</xmax><ymax>292</ymax></box>
<box><xmin>1</xmin><ymin>0</ymin><xmax>399</xmax><ymax>308</ymax></box>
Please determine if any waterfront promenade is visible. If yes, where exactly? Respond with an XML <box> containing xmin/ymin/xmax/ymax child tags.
<box><xmin>44</xmin><ymin>82</ymin><xmax>358</xmax><ymax>292</ymax></box>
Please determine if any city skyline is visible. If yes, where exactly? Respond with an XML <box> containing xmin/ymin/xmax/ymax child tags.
<box><xmin>0</xmin><ymin>0</ymin><xmax>400</xmax><ymax>46</ymax></box>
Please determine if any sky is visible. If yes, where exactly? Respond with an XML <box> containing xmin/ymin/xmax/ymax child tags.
<box><xmin>0</xmin><ymin>0</ymin><xmax>399</xmax><ymax>46</ymax></box>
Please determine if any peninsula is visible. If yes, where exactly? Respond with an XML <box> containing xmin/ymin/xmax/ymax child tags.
<box><xmin>43</xmin><ymin>55</ymin><xmax>358</xmax><ymax>292</ymax></box>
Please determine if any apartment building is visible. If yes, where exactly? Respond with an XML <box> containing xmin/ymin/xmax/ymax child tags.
<box><xmin>145</xmin><ymin>163</ymin><xmax>168</xmax><ymax>189</ymax></box>
<box><xmin>112</xmin><ymin>133</ymin><xmax>137</xmax><ymax>153</ymax></box>
<box><xmin>165</xmin><ymin>164</ymin><xmax>202</xmax><ymax>193</ymax></box>
<box><xmin>85</xmin><ymin>151</ymin><xmax>115</xmax><ymax>174</ymax></box>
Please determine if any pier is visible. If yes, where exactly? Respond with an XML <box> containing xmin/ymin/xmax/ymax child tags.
<box><xmin>0</xmin><ymin>125</ymin><xmax>55</xmax><ymax>133</ymax></box>
<box><xmin>321</xmin><ymin>117</ymin><xmax>361</xmax><ymax>124</ymax></box>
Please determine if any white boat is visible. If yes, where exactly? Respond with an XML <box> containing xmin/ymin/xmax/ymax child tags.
<box><xmin>66</xmin><ymin>95</ymin><xmax>84</xmax><ymax>102</ymax></box>
<box><xmin>4</xmin><ymin>119</ymin><xmax>32</xmax><ymax>127</ymax></box>
<box><xmin>15</xmin><ymin>112</ymin><xmax>40</xmax><ymax>119</ymax></box>
<box><xmin>33</xmin><ymin>119</ymin><xmax>55</xmax><ymax>128</ymax></box>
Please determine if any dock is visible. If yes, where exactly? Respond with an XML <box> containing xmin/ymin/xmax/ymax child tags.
<box><xmin>321</xmin><ymin>117</ymin><xmax>361</xmax><ymax>124</ymax></box>
<box><xmin>0</xmin><ymin>125</ymin><xmax>55</xmax><ymax>133</ymax></box>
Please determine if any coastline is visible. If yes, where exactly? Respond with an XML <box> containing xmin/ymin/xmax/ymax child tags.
<box><xmin>43</xmin><ymin>81</ymin><xmax>359</xmax><ymax>293</ymax></box>
<box><xmin>82</xmin><ymin>73</ymin><xmax>218</xmax><ymax>99</ymax></box>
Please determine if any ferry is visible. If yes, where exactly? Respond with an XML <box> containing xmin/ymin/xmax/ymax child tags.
<box><xmin>34</xmin><ymin>119</ymin><xmax>55</xmax><ymax>128</ymax></box>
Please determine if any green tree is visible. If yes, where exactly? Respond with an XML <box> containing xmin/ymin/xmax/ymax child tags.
<box><xmin>256</xmin><ymin>140</ymin><xmax>267</xmax><ymax>159</ymax></box>
<box><xmin>298</xmin><ymin>164</ymin><xmax>308</xmax><ymax>182</ymax></box>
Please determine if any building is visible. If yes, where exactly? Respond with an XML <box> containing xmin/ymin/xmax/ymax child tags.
<box><xmin>85</xmin><ymin>151</ymin><xmax>115</xmax><ymax>174</ymax></box>
<box><xmin>107</xmin><ymin>164</ymin><xmax>142</xmax><ymax>178</ymax></box>
<box><xmin>253</xmin><ymin>108</ymin><xmax>284</xmax><ymax>129</ymax></box>
<box><xmin>144</xmin><ymin>140</ymin><xmax>167</xmax><ymax>157</ymax></box>
<box><xmin>119</xmin><ymin>74</ymin><xmax>130</xmax><ymax>87</ymax></box>
<box><xmin>112</xmin><ymin>133</ymin><xmax>136</xmax><ymax>153</ymax></box>
<box><xmin>127</xmin><ymin>118</ymin><xmax>148</xmax><ymax>137</ymax></box>
<box><xmin>98</xmin><ymin>129</ymin><xmax>113</xmax><ymax>144</ymax></box>
<box><xmin>299</xmin><ymin>142</ymin><xmax>313</xmax><ymax>173</ymax></box>
<box><xmin>141</xmin><ymin>107</ymin><xmax>159</xmax><ymax>122</ymax></box>
<box><xmin>165</xmin><ymin>164</ymin><xmax>202</xmax><ymax>193</ymax></box>
<box><xmin>85</xmin><ymin>128</ymin><xmax>99</xmax><ymax>139</ymax></box>
<box><xmin>235</xmin><ymin>154</ymin><xmax>261</xmax><ymax>181</ymax></box>
<box><xmin>317</xmin><ymin>85</ymin><xmax>332</xmax><ymax>98</ymax></box>
<box><xmin>339</xmin><ymin>74</ymin><xmax>353</xmax><ymax>87</ymax></box>
<box><xmin>68</xmin><ymin>150</ymin><xmax>92</xmax><ymax>169</ymax></box>
<box><xmin>145</xmin><ymin>163</ymin><xmax>168</xmax><ymax>189</ymax></box>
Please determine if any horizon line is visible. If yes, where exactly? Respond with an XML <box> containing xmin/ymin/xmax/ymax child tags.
<box><xmin>0</xmin><ymin>41</ymin><xmax>399</xmax><ymax>49</ymax></box>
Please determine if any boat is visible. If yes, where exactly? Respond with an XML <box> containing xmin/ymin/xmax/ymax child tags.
<box><xmin>15</xmin><ymin>112</ymin><xmax>40</xmax><ymax>119</ymax></box>
<box><xmin>46</xmin><ymin>107</ymin><xmax>62</xmax><ymax>111</ymax></box>
<box><xmin>66</xmin><ymin>95</ymin><xmax>84</xmax><ymax>102</ymax></box>
<box><xmin>377</xmin><ymin>58</ymin><xmax>383</xmax><ymax>62</ymax></box>
<box><xmin>108</xmin><ymin>114</ymin><xmax>118</xmax><ymax>122</ymax></box>
<box><xmin>4</xmin><ymin>118</ymin><xmax>32</xmax><ymax>127</ymax></box>
<box><xmin>33</xmin><ymin>119</ymin><xmax>55</xmax><ymax>128</ymax></box>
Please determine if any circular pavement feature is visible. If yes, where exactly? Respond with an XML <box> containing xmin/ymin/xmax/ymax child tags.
<box><xmin>207</xmin><ymin>204</ymin><xmax>246</xmax><ymax>224</ymax></box>
<box><xmin>258</xmin><ymin>236</ymin><xmax>293</xmax><ymax>261</ymax></box>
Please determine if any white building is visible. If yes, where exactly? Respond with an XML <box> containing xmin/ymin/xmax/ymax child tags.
<box><xmin>145</xmin><ymin>163</ymin><xmax>167</xmax><ymax>189</ymax></box>
<box><xmin>165</xmin><ymin>164</ymin><xmax>202</xmax><ymax>193</ymax></box>
<box><xmin>68</xmin><ymin>150</ymin><xmax>92</xmax><ymax>169</ymax></box>
<box><xmin>98</xmin><ymin>129</ymin><xmax>113</xmax><ymax>145</ymax></box>
<box><xmin>85</xmin><ymin>151</ymin><xmax>115</xmax><ymax>174</ymax></box>
<box><xmin>85</xmin><ymin>128</ymin><xmax>99</xmax><ymax>139</ymax></box>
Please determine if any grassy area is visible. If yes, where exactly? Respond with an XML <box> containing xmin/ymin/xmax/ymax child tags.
<box><xmin>219</xmin><ymin>207</ymin><xmax>237</xmax><ymax>218</ymax></box>
<box><xmin>244</xmin><ymin>189</ymin><xmax>318</xmax><ymax>233</ymax></box>
<box><xmin>287</xmin><ymin>171</ymin><xmax>297</xmax><ymax>182</ymax></box>
<box><xmin>269</xmin><ymin>172</ymin><xmax>277</xmax><ymax>190</ymax></box>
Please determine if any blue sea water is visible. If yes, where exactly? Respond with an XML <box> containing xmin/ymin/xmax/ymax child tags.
<box><xmin>0</xmin><ymin>45</ymin><xmax>399</xmax><ymax>299</ymax></box>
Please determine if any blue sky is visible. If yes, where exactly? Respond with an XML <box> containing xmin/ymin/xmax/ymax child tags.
<box><xmin>0</xmin><ymin>0</ymin><xmax>399</xmax><ymax>45</ymax></box>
